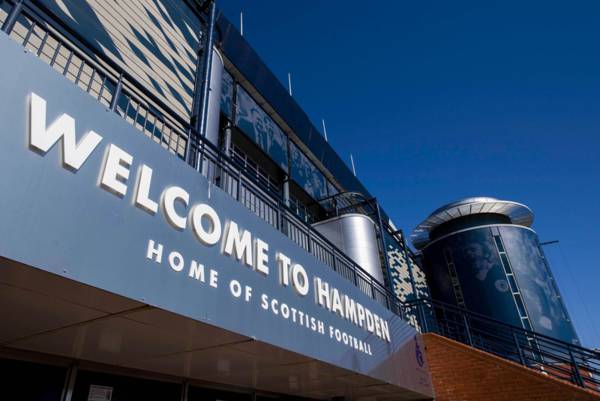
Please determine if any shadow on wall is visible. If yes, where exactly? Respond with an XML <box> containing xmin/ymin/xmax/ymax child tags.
<box><xmin>40</xmin><ymin>0</ymin><xmax>124</xmax><ymax>62</ymax></box>
<box><xmin>38</xmin><ymin>0</ymin><xmax>201</xmax><ymax>118</ymax></box>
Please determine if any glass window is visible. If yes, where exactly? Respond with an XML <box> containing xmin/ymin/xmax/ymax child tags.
<box><xmin>507</xmin><ymin>274</ymin><xmax>518</xmax><ymax>293</ymax></box>
<box><xmin>234</xmin><ymin>85</ymin><xmax>288</xmax><ymax>170</ymax></box>
<box><xmin>289</xmin><ymin>141</ymin><xmax>327</xmax><ymax>200</ymax></box>
<box><xmin>493</xmin><ymin>235</ymin><xmax>505</xmax><ymax>252</ymax></box>
<box><xmin>500</xmin><ymin>253</ymin><xmax>513</xmax><ymax>274</ymax></box>
<box><xmin>327</xmin><ymin>180</ymin><xmax>338</xmax><ymax>197</ymax></box>
<box><xmin>514</xmin><ymin>294</ymin><xmax>527</xmax><ymax>317</ymax></box>
<box><xmin>220</xmin><ymin>70</ymin><xmax>234</xmax><ymax>118</ymax></box>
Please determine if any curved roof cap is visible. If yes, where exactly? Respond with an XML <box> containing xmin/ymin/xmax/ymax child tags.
<box><xmin>410</xmin><ymin>197</ymin><xmax>534</xmax><ymax>250</ymax></box>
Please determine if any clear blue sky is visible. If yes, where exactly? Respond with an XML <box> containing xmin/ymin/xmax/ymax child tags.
<box><xmin>218</xmin><ymin>0</ymin><xmax>600</xmax><ymax>349</ymax></box>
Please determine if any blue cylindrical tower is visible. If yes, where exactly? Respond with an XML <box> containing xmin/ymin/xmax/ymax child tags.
<box><xmin>411</xmin><ymin>197</ymin><xmax>579</xmax><ymax>345</ymax></box>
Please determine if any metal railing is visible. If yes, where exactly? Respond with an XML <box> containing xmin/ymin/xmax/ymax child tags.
<box><xmin>0</xmin><ymin>0</ymin><xmax>403</xmax><ymax>318</ymax></box>
<box><xmin>406</xmin><ymin>298</ymin><xmax>600</xmax><ymax>391</ymax></box>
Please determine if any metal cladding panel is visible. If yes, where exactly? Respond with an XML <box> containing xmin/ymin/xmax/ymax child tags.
<box><xmin>498</xmin><ymin>226</ymin><xmax>580</xmax><ymax>345</ymax></box>
<box><xmin>384</xmin><ymin>231</ymin><xmax>430</xmax><ymax>304</ymax></box>
<box><xmin>37</xmin><ymin>0</ymin><xmax>200</xmax><ymax>119</ymax></box>
<box><xmin>0</xmin><ymin>34</ymin><xmax>432</xmax><ymax>397</ymax></box>
<box><xmin>421</xmin><ymin>228</ymin><xmax>523</xmax><ymax>327</ymax></box>
<box><xmin>312</xmin><ymin>214</ymin><xmax>384</xmax><ymax>284</ymax></box>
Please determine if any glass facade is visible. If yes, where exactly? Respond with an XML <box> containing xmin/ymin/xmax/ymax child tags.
<box><xmin>220</xmin><ymin>70</ymin><xmax>234</xmax><ymax>119</ymax></box>
<box><xmin>290</xmin><ymin>141</ymin><xmax>328</xmax><ymax>200</ymax></box>
<box><xmin>235</xmin><ymin>85</ymin><xmax>289</xmax><ymax>171</ymax></box>
<box><xmin>72</xmin><ymin>370</ymin><xmax>181</xmax><ymax>401</ymax></box>
<box><xmin>421</xmin><ymin>225</ymin><xmax>580</xmax><ymax>345</ymax></box>
<box><xmin>222</xmin><ymin>75</ymin><xmax>336</xmax><ymax>205</ymax></box>
<box><xmin>499</xmin><ymin>226</ymin><xmax>579</xmax><ymax>344</ymax></box>
<box><xmin>0</xmin><ymin>357</ymin><xmax>66</xmax><ymax>401</ymax></box>
<box><xmin>421</xmin><ymin>228</ymin><xmax>524</xmax><ymax>328</ymax></box>
<box><xmin>327</xmin><ymin>180</ymin><xmax>338</xmax><ymax>197</ymax></box>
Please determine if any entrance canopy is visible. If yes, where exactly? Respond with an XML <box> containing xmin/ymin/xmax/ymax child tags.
<box><xmin>0</xmin><ymin>260</ymin><xmax>431</xmax><ymax>401</ymax></box>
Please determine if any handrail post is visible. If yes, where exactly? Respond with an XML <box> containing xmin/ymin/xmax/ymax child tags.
<box><xmin>568</xmin><ymin>346</ymin><xmax>585</xmax><ymax>387</ymax></box>
<box><xmin>110</xmin><ymin>72</ymin><xmax>124</xmax><ymax>112</ymax></box>
<box><xmin>420</xmin><ymin>301</ymin><xmax>430</xmax><ymax>333</ymax></box>
<box><xmin>331</xmin><ymin>251</ymin><xmax>337</xmax><ymax>272</ymax></box>
<box><xmin>512</xmin><ymin>330</ymin><xmax>526</xmax><ymax>365</ymax></box>
<box><xmin>463</xmin><ymin>312</ymin><xmax>474</xmax><ymax>346</ymax></box>
<box><xmin>2</xmin><ymin>0</ymin><xmax>24</xmax><ymax>34</ymax></box>
<box><xmin>370</xmin><ymin>277</ymin><xmax>375</xmax><ymax>300</ymax></box>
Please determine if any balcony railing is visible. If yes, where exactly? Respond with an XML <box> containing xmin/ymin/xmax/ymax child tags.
<box><xmin>407</xmin><ymin>298</ymin><xmax>600</xmax><ymax>392</ymax></box>
<box><xmin>0</xmin><ymin>0</ymin><xmax>404</xmax><ymax>319</ymax></box>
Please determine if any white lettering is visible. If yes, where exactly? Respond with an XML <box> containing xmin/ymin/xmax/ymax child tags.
<box><xmin>168</xmin><ymin>251</ymin><xmax>184</xmax><ymax>272</ymax></box>
<box><xmin>356</xmin><ymin>303</ymin><xmax>366</xmax><ymax>328</ymax></box>
<box><xmin>344</xmin><ymin>295</ymin><xmax>357</xmax><ymax>324</ymax></box>
<box><xmin>209</xmin><ymin>269</ymin><xmax>218</xmax><ymax>288</ymax></box>
<box><xmin>146</xmin><ymin>239</ymin><xmax>163</xmax><ymax>263</ymax></box>
<box><xmin>254</xmin><ymin>238</ymin><xmax>269</xmax><ymax>275</ymax></box>
<box><xmin>134</xmin><ymin>164</ymin><xmax>158</xmax><ymax>214</ymax></box>
<box><xmin>331</xmin><ymin>288</ymin><xmax>344</xmax><ymax>317</ymax></box>
<box><xmin>100</xmin><ymin>144</ymin><xmax>132</xmax><ymax>197</ymax></box>
<box><xmin>381</xmin><ymin>319</ymin><xmax>391</xmax><ymax>342</ymax></box>
<box><xmin>244</xmin><ymin>285</ymin><xmax>252</xmax><ymax>302</ymax></box>
<box><xmin>230</xmin><ymin>280</ymin><xmax>242</xmax><ymax>297</ymax></box>
<box><xmin>29</xmin><ymin>92</ymin><xmax>102</xmax><ymax>171</ymax></box>
<box><xmin>190</xmin><ymin>203</ymin><xmax>221</xmax><ymax>245</ymax></box>
<box><xmin>222</xmin><ymin>221</ymin><xmax>252</xmax><ymax>266</ymax></box>
<box><xmin>365</xmin><ymin>309</ymin><xmax>375</xmax><ymax>333</ymax></box>
<box><xmin>261</xmin><ymin>294</ymin><xmax>269</xmax><ymax>310</ymax></box>
<box><xmin>291</xmin><ymin>263</ymin><xmax>309</xmax><ymax>296</ymax></box>
<box><xmin>314</xmin><ymin>277</ymin><xmax>331</xmax><ymax>309</ymax></box>
<box><xmin>277</xmin><ymin>252</ymin><xmax>291</xmax><ymax>286</ymax></box>
<box><xmin>188</xmin><ymin>260</ymin><xmax>205</xmax><ymax>281</ymax></box>
<box><xmin>162</xmin><ymin>186</ymin><xmax>189</xmax><ymax>230</ymax></box>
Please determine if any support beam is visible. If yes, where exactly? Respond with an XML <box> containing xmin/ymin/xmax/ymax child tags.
<box><xmin>60</xmin><ymin>363</ymin><xmax>78</xmax><ymax>401</ymax></box>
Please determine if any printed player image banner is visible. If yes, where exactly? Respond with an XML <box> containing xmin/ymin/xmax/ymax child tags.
<box><xmin>0</xmin><ymin>33</ymin><xmax>431</xmax><ymax>395</ymax></box>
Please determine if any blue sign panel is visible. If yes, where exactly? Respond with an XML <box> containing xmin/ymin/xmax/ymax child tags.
<box><xmin>0</xmin><ymin>34</ymin><xmax>432</xmax><ymax>396</ymax></box>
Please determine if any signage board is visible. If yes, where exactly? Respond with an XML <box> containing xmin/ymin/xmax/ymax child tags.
<box><xmin>0</xmin><ymin>34</ymin><xmax>431</xmax><ymax>395</ymax></box>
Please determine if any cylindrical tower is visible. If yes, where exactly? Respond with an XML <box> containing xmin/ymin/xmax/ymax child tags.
<box><xmin>313</xmin><ymin>213</ymin><xmax>384</xmax><ymax>284</ymax></box>
<box><xmin>411</xmin><ymin>197</ymin><xmax>579</xmax><ymax>345</ymax></box>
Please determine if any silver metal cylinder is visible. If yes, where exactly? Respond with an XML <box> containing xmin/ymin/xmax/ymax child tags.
<box><xmin>312</xmin><ymin>213</ymin><xmax>384</xmax><ymax>284</ymax></box>
<box><xmin>205</xmin><ymin>47</ymin><xmax>223</xmax><ymax>147</ymax></box>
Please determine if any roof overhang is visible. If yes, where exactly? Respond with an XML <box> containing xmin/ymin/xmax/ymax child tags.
<box><xmin>411</xmin><ymin>197</ymin><xmax>534</xmax><ymax>250</ymax></box>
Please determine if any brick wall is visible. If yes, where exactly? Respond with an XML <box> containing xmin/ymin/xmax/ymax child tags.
<box><xmin>422</xmin><ymin>333</ymin><xmax>600</xmax><ymax>401</ymax></box>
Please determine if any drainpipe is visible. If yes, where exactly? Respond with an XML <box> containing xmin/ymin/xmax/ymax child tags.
<box><xmin>192</xmin><ymin>0</ymin><xmax>217</xmax><ymax>171</ymax></box>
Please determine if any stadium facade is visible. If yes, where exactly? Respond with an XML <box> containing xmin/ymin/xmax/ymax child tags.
<box><xmin>0</xmin><ymin>1</ymin><xmax>598</xmax><ymax>400</ymax></box>
<box><xmin>0</xmin><ymin>1</ymin><xmax>432</xmax><ymax>400</ymax></box>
